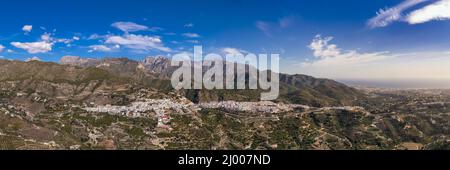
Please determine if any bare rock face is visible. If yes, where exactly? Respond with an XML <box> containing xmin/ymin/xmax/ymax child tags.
<box><xmin>60</xmin><ymin>56</ymin><xmax>100</xmax><ymax>67</ymax></box>
<box><xmin>141</xmin><ymin>56</ymin><xmax>175</xmax><ymax>78</ymax></box>
<box><xmin>142</xmin><ymin>56</ymin><xmax>169</xmax><ymax>71</ymax></box>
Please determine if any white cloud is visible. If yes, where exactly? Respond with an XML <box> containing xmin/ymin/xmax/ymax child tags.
<box><xmin>406</xmin><ymin>0</ymin><xmax>450</xmax><ymax>24</ymax></box>
<box><xmin>184</xmin><ymin>23</ymin><xmax>194</xmax><ymax>28</ymax></box>
<box><xmin>56</xmin><ymin>38</ymin><xmax>75</xmax><ymax>44</ymax></box>
<box><xmin>289</xmin><ymin>35</ymin><xmax>450</xmax><ymax>80</ymax></box>
<box><xmin>22</xmin><ymin>25</ymin><xmax>33</xmax><ymax>33</ymax></box>
<box><xmin>105</xmin><ymin>34</ymin><xmax>171</xmax><ymax>52</ymax></box>
<box><xmin>10</xmin><ymin>32</ymin><xmax>85</xmax><ymax>54</ymax></box>
<box><xmin>88</xmin><ymin>45</ymin><xmax>112</xmax><ymax>52</ymax></box>
<box><xmin>25</xmin><ymin>56</ymin><xmax>41</xmax><ymax>62</ymax></box>
<box><xmin>186</xmin><ymin>40</ymin><xmax>199</xmax><ymax>44</ymax></box>
<box><xmin>305</xmin><ymin>35</ymin><xmax>388</xmax><ymax>65</ymax></box>
<box><xmin>40</xmin><ymin>33</ymin><xmax>79</xmax><ymax>45</ymax></box>
<box><xmin>308</xmin><ymin>35</ymin><xmax>341</xmax><ymax>58</ymax></box>
<box><xmin>182</xmin><ymin>33</ymin><xmax>200</xmax><ymax>38</ymax></box>
<box><xmin>367</xmin><ymin>0</ymin><xmax>427</xmax><ymax>28</ymax></box>
<box><xmin>111</xmin><ymin>22</ymin><xmax>149</xmax><ymax>33</ymax></box>
<box><xmin>11</xmin><ymin>41</ymin><xmax>52</xmax><ymax>54</ymax></box>
<box><xmin>10</xmin><ymin>33</ymin><xmax>69</xmax><ymax>54</ymax></box>
<box><xmin>41</xmin><ymin>33</ymin><xmax>51</xmax><ymax>41</ymax></box>
<box><xmin>88</xmin><ymin>33</ymin><xmax>111</xmax><ymax>40</ymax></box>
<box><xmin>7</xmin><ymin>49</ymin><xmax>13</xmax><ymax>53</ymax></box>
<box><xmin>0</xmin><ymin>45</ymin><xmax>4</xmax><ymax>52</ymax></box>
<box><xmin>298</xmin><ymin>35</ymin><xmax>390</xmax><ymax>79</ymax></box>
<box><xmin>368</xmin><ymin>0</ymin><xmax>450</xmax><ymax>28</ymax></box>
<box><xmin>88</xmin><ymin>45</ymin><xmax>120</xmax><ymax>53</ymax></box>
<box><xmin>222</xmin><ymin>47</ymin><xmax>248</xmax><ymax>56</ymax></box>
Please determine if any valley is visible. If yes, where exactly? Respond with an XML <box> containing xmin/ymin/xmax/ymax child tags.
<box><xmin>0</xmin><ymin>58</ymin><xmax>448</xmax><ymax>150</ymax></box>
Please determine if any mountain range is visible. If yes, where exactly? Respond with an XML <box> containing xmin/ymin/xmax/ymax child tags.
<box><xmin>54</xmin><ymin>56</ymin><xmax>364</xmax><ymax>106</ymax></box>
<box><xmin>0</xmin><ymin>57</ymin><xmax>448</xmax><ymax>150</ymax></box>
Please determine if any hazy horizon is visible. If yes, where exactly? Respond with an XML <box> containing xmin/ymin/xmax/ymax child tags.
<box><xmin>340</xmin><ymin>78</ymin><xmax>450</xmax><ymax>89</ymax></box>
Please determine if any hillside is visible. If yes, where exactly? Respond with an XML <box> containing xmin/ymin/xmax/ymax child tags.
<box><xmin>58</xmin><ymin>56</ymin><xmax>363</xmax><ymax>106</ymax></box>
<box><xmin>0</xmin><ymin>59</ymin><xmax>448</xmax><ymax>150</ymax></box>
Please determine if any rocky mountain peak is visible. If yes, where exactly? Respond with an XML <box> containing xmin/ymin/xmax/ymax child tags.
<box><xmin>60</xmin><ymin>56</ymin><xmax>100</xmax><ymax>67</ymax></box>
<box><xmin>142</xmin><ymin>56</ymin><xmax>170</xmax><ymax>67</ymax></box>
<box><xmin>141</xmin><ymin>56</ymin><xmax>174</xmax><ymax>77</ymax></box>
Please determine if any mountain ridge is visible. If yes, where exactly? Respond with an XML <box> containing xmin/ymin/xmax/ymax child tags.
<box><xmin>1</xmin><ymin>57</ymin><xmax>364</xmax><ymax>106</ymax></box>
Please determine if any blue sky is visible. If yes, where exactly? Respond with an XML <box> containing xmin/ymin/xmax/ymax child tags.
<box><xmin>1</xmin><ymin>0</ymin><xmax>450</xmax><ymax>80</ymax></box>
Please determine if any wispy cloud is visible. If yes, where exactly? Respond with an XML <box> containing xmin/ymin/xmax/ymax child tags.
<box><xmin>255</xmin><ymin>21</ymin><xmax>272</xmax><ymax>37</ymax></box>
<box><xmin>88</xmin><ymin>33</ymin><xmax>111</xmax><ymax>40</ymax></box>
<box><xmin>111</xmin><ymin>22</ymin><xmax>149</xmax><ymax>33</ymax></box>
<box><xmin>165</xmin><ymin>32</ymin><xmax>176</xmax><ymax>36</ymax></box>
<box><xmin>0</xmin><ymin>45</ymin><xmax>4</xmax><ymax>52</ymax></box>
<box><xmin>368</xmin><ymin>0</ymin><xmax>450</xmax><ymax>28</ymax></box>
<box><xmin>221</xmin><ymin>47</ymin><xmax>248</xmax><ymax>56</ymax></box>
<box><xmin>88</xmin><ymin>45</ymin><xmax>119</xmax><ymax>53</ymax></box>
<box><xmin>184</xmin><ymin>23</ymin><xmax>194</xmax><ymax>28</ymax></box>
<box><xmin>148</xmin><ymin>27</ymin><xmax>164</xmax><ymax>32</ymax></box>
<box><xmin>182</xmin><ymin>33</ymin><xmax>200</xmax><ymax>38</ymax></box>
<box><xmin>185</xmin><ymin>40</ymin><xmax>199</xmax><ymax>44</ymax></box>
<box><xmin>367</xmin><ymin>0</ymin><xmax>427</xmax><ymax>28</ymax></box>
<box><xmin>256</xmin><ymin>16</ymin><xmax>297</xmax><ymax>37</ymax></box>
<box><xmin>278</xmin><ymin>16</ymin><xmax>296</xmax><ymax>28</ymax></box>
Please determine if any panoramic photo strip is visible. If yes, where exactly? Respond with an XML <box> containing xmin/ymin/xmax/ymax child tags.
<box><xmin>0</xmin><ymin>0</ymin><xmax>449</xmax><ymax>169</ymax></box>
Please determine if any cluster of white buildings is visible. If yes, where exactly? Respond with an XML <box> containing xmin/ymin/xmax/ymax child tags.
<box><xmin>199</xmin><ymin>101</ymin><xmax>310</xmax><ymax>114</ymax></box>
<box><xmin>83</xmin><ymin>99</ymin><xmax>197</xmax><ymax>129</ymax></box>
<box><xmin>320</xmin><ymin>106</ymin><xmax>365</xmax><ymax>111</ymax></box>
<box><xmin>83</xmin><ymin>97</ymin><xmax>370</xmax><ymax>130</ymax></box>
